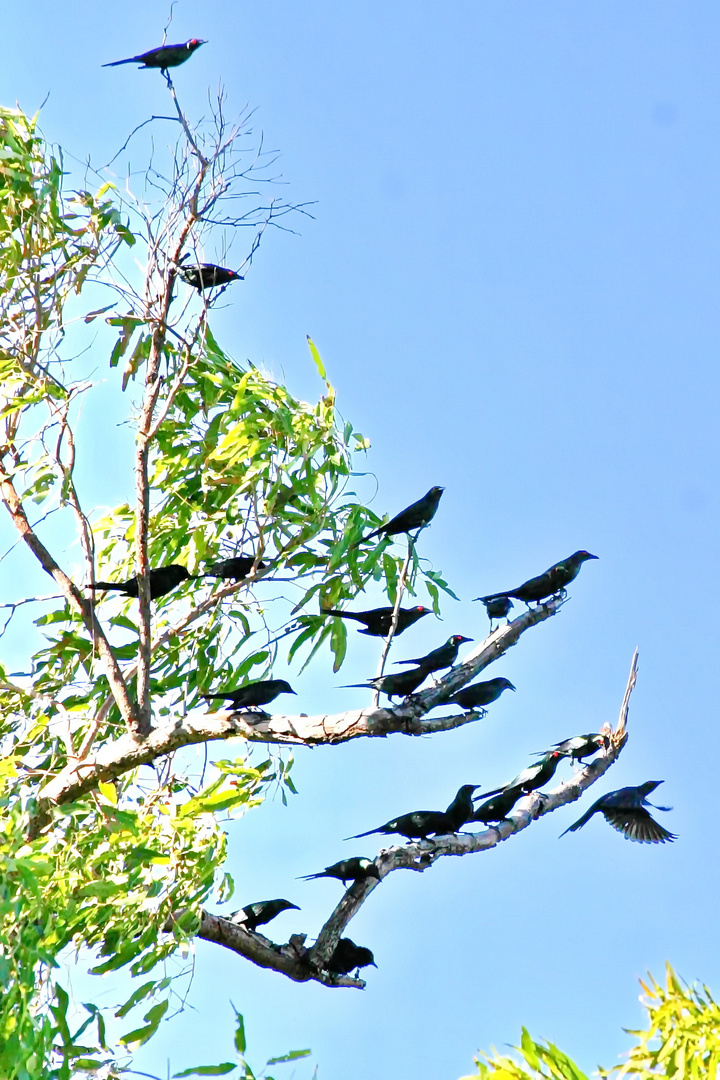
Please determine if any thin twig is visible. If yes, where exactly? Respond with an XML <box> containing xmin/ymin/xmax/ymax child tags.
<box><xmin>373</xmin><ymin>535</ymin><xmax>414</xmax><ymax>705</ymax></box>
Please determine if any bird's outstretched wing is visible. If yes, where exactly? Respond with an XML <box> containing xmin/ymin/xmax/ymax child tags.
<box><xmin>603</xmin><ymin>808</ymin><xmax>677</xmax><ymax>844</ymax></box>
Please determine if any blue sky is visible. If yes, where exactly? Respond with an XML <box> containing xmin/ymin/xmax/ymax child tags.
<box><xmin>2</xmin><ymin>2</ymin><xmax>720</xmax><ymax>1078</ymax></box>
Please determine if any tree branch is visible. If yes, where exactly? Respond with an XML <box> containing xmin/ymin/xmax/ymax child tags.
<box><xmin>28</xmin><ymin>599</ymin><xmax>561</xmax><ymax>834</ymax></box>
<box><xmin>196</xmin><ymin>649</ymin><xmax>638</xmax><ymax>986</ymax></box>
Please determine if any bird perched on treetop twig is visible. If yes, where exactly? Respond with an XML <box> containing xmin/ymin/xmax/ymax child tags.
<box><xmin>560</xmin><ymin>781</ymin><xmax>676</xmax><ymax>843</ymax></box>
<box><xmin>470</xmin><ymin>786</ymin><xmax>526</xmax><ymax>824</ymax></box>
<box><xmin>176</xmin><ymin>262</ymin><xmax>244</xmax><ymax>292</ymax></box>
<box><xmin>321</xmin><ymin>605</ymin><xmax>432</xmax><ymax>637</ymax></box>
<box><xmin>341</xmin><ymin>668</ymin><xmax>429</xmax><ymax>701</ymax></box>
<box><xmin>299</xmin><ymin>857</ymin><xmax>380</xmax><ymax>886</ymax></box>
<box><xmin>88</xmin><ymin>564</ymin><xmax>192</xmax><ymax>600</ymax></box>
<box><xmin>358</xmin><ymin>486</ymin><xmax>444</xmax><ymax>543</ymax></box>
<box><xmin>228</xmin><ymin>899</ymin><xmax>299</xmax><ymax>932</ymax></box>
<box><xmin>103</xmin><ymin>39</ymin><xmax>206</xmax><ymax>72</ymax></box>
<box><xmin>492</xmin><ymin>750</ymin><xmax>564</xmax><ymax>796</ymax></box>
<box><xmin>550</xmin><ymin>733</ymin><xmax>610</xmax><ymax>764</ymax></box>
<box><xmin>393</xmin><ymin>634</ymin><xmax>472</xmax><ymax>675</ymax></box>
<box><xmin>202</xmin><ymin>556</ymin><xmax>268</xmax><ymax>582</ymax></box>
<box><xmin>443</xmin><ymin>677</ymin><xmax>516</xmax><ymax>711</ymax></box>
<box><xmin>477</xmin><ymin>550</ymin><xmax>598</xmax><ymax>607</ymax></box>
<box><xmin>203</xmin><ymin>678</ymin><xmax>296</xmax><ymax>711</ymax></box>
<box><xmin>476</xmin><ymin>596</ymin><xmax>514</xmax><ymax>624</ymax></box>
<box><xmin>326</xmin><ymin>938</ymin><xmax>377</xmax><ymax>976</ymax></box>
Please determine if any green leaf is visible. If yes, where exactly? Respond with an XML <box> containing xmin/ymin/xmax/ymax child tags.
<box><xmin>306</xmin><ymin>335</ymin><xmax>326</xmax><ymax>379</ymax></box>
<box><xmin>173</xmin><ymin>1065</ymin><xmax>237</xmax><ymax>1077</ymax></box>
<box><xmin>232</xmin><ymin>1006</ymin><xmax>246</xmax><ymax>1053</ymax></box>
<box><xmin>266</xmin><ymin>1049</ymin><xmax>311</xmax><ymax>1064</ymax></box>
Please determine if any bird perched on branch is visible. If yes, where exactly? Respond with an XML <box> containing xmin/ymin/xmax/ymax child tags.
<box><xmin>560</xmin><ymin>781</ymin><xmax>676</xmax><ymax>843</ymax></box>
<box><xmin>443</xmin><ymin>677</ymin><xmax>515</xmax><ymax>710</ymax></box>
<box><xmin>299</xmin><ymin>857</ymin><xmax>380</xmax><ymax>886</ymax></box>
<box><xmin>103</xmin><ymin>38</ymin><xmax>206</xmax><ymax>71</ymax></box>
<box><xmin>88</xmin><ymin>564</ymin><xmax>191</xmax><ymax>600</ymax></box>
<box><xmin>358</xmin><ymin>486</ymin><xmax>444</xmax><ymax>543</ymax></box>
<box><xmin>345</xmin><ymin>784</ymin><xmax>479</xmax><ymax>842</ymax></box>
<box><xmin>203</xmin><ymin>678</ymin><xmax>296</xmax><ymax>711</ymax></box>
<box><xmin>321</xmin><ymin>605</ymin><xmax>432</xmax><ymax>637</ymax></box>
<box><xmin>393</xmin><ymin>634</ymin><xmax>472</xmax><ymax>675</ymax></box>
<box><xmin>177</xmin><ymin>262</ymin><xmax>244</xmax><ymax>291</ymax></box>
<box><xmin>202</xmin><ymin>556</ymin><xmax>268</xmax><ymax>581</ymax></box>
<box><xmin>498</xmin><ymin>750</ymin><xmax>563</xmax><ymax>794</ymax></box>
<box><xmin>470</xmin><ymin>786</ymin><xmax>526</xmax><ymax>824</ymax></box>
<box><xmin>477</xmin><ymin>550</ymin><xmax>598</xmax><ymax>607</ymax></box>
<box><xmin>551</xmin><ymin>733</ymin><xmax>609</xmax><ymax>764</ymax></box>
<box><xmin>476</xmin><ymin>596</ymin><xmax>514</xmax><ymax>624</ymax></box>
<box><xmin>327</xmin><ymin>938</ymin><xmax>377</xmax><ymax>976</ymax></box>
<box><xmin>229</xmin><ymin>899</ymin><xmax>299</xmax><ymax>932</ymax></box>
<box><xmin>341</xmin><ymin>667</ymin><xmax>429</xmax><ymax>701</ymax></box>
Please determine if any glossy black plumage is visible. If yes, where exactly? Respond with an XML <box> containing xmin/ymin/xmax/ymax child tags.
<box><xmin>361</xmin><ymin>486</ymin><xmax>444</xmax><ymax>542</ymax></box>
<box><xmin>203</xmin><ymin>678</ymin><xmax>296</xmax><ymax>710</ymax></box>
<box><xmin>178</xmin><ymin>263</ymin><xmax>243</xmax><ymax>291</ymax></box>
<box><xmin>103</xmin><ymin>39</ymin><xmax>206</xmax><ymax>70</ymax></box>
<box><xmin>393</xmin><ymin>634</ymin><xmax>472</xmax><ymax>674</ymax></box>
<box><xmin>88</xmin><ymin>564</ymin><xmax>191</xmax><ymax>600</ymax></box>
<box><xmin>327</xmin><ymin>938</ymin><xmax>377</xmax><ymax>975</ymax></box>
<box><xmin>230</xmin><ymin>898</ymin><xmax>299</xmax><ymax>932</ymax></box>
<box><xmin>477</xmin><ymin>550</ymin><xmax>598</xmax><ymax>606</ymax></box>
<box><xmin>470</xmin><ymin>786</ymin><xmax>526</xmax><ymax>824</ymax></box>
<box><xmin>476</xmin><ymin>595</ymin><xmax>514</xmax><ymax>622</ymax></box>
<box><xmin>321</xmin><ymin>605</ymin><xmax>432</xmax><ymax>637</ymax></box>
<box><xmin>551</xmin><ymin>733</ymin><xmax>609</xmax><ymax>763</ymax></box>
<box><xmin>342</xmin><ymin>667</ymin><xmax>429</xmax><ymax>700</ymax></box>
<box><xmin>299</xmin><ymin>858</ymin><xmax>380</xmax><ymax>885</ymax></box>
<box><xmin>444</xmin><ymin>784</ymin><xmax>481</xmax><ymax>830</ymax></box>
<box><xmin>444</xmin><ymin>677</ymin><xmax>516</xmax><ymax>710</ymax></box>
<box><xmin>502</xmin><ymin>750</ymin><xmax>563</xmax><ymax>794</ymax></box>
<box><xmin>203</xmin><ymin>556</ymin><xmax>267</xmax><ymax>581</ymax></box>
<box><xmin>345</xmin><ymin>809</ymin><xmax>451</xmax><ymax>843</ymax></box>
<box><xmin>560</xmin><ymin>781</ymin><xmax>676</xmax><ymax>843</ymax></box>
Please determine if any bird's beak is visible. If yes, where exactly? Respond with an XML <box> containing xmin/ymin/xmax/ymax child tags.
<box><xmin>509</xmin><ymin>682</ymin><xmax>517</xmax><ymax>691</ymax></box>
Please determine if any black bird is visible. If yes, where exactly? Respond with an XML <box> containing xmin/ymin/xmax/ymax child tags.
<box><xmin>444</xmin><ymin>677</ymin><xmax>516</xmax><ymax>710</ymax></box>
<box><xmin>203</xmin><ymin>678</ymin><xmax>296</xmax><ymax>711</ymax></box>
<box><xmin>300</xmin><ymin>857</ymin><xmax>380</xmax><ymax>886</ymax></box>
<box><xmin>393</xmin><ymin>635</ymin><xmax>472</xmax><ymax>675</ymax></box>
<box><xmin>321</xmin><ymin>605</ymin><xmax>432</xmax><ymax>637</ymax></box>
<box><xmin>177</xmin><ymin>263</ymin><xmax>244</xmax><ymax>291</ymax></box>
<box><xmin>470</xmin><ymin>786</ymin><xmax>526</xmax><ymax>824</ymax></box>
<box><xmin>360</xmin><ymin>486</ymin><xmax>445</xmax><ymax>542</ymax></box>
<box><xmin>477</xmin><ymin>550</ymin><xmax>598</xmax><ymax>607</ymax></box>
<box><xmin>551</xmin><ymin>733</ymin><xmax>610</xmax><ymax>764</ymax></box>
<box><xmin>202</xmin><ymin>556</ymin><xmax>268</xmax><ymax>581</ymax></box>
<box><xmin>327</xmin><ymin>938</ymin><xmax>377</xmax><ymax>976</ymax></box>
<box><xmin>444</xmin><ymin>784</ymin><xmax>481</xmax><ymax>830</ymax></box>
<box><xmin>103</xmin><ymin>39</ymin><xmax>206</xmax><ymax>71</ymax></box>
<box><xmin>501</xmin><ymin>750</ymin><xmax>563</xmax><ymax>794</ymax></box>
<box><xmin>229</xmin><ymin>899</ymin><xmax>299</xmax><ymax>932</ymax></box>
<box><xmin>88</xmin><ymin>564</ymin><xmax>191</xmax><ymax>600</ymax></box>
<box><xmin>345</xmin><ymin>809</ymin><xmax>452</xmax><ymax>843</ymax></box>
<box><xmin>476</xmin><ymin>596</ymin><xmax>514</xmax><ymax>623</ymax></box>
<box><xmin>560</xmin><ymin>781</ymin><xmax>676</xmax><ymax>843</ymax></box>
<box><xmin>341</xmin><ymin>668</ymin><xmax>429</xmax><ymax>700</ymax></box>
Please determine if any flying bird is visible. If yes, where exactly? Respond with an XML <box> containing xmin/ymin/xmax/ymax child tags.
<box><xmin>477</xmin><ymin>550</ymin><xmax>598</xmax><ymax>607</ymax></box>
<box><xmin>321</xmin><ymin>605</ymin><xmax>432</xmax><ymax>637</ymax></box>
<box><xmin>560</xmin><ymin>781</ymin><xmax>676</xmax><ymax>843</ymax></box>
<box><xmin>228</xmin><ymin>899</ymin><xmax>299</xmax><ymax>932</ymax></box>
<box><xmin>299</xmin><ymin>858</ymin><xmax>380</xmax><ymax>886</ymax></box>
<box><xmin>103</xmin><ymin>39</ymin><xmax>206</xmax><ymax>71</ymax></box>
<box><xmin>359</xmin><ymin>486</ymin><xmax>444</xmax><ymax>543</ymax></box>
<box><xmin>203</xmin><ymin>678</ymin><xmax>296</xmax><ymax>711</ymax></box>
<box><xmin>88</xmin><ymin>564</ymin><xmax>191</xmax><ymax>600</ymax></box>
<box><xmin>393</xmin><ymin>635</ymin><xmax>472</xmax><ymax>674</ymax></box>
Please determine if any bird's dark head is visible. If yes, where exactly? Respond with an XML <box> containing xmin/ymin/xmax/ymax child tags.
<box><xmin>277</xmin><ymin>680</ymin><xmax>297</xmax><ymax>695</ymax></box>
<box><xmin>450</xmin><ymin>635</ymin><xmax>473</xmax><ymax>646</ymax></box>
<box><xmin>429</xmin><ymin>486</ymin><xmax>445</xmax><ymax>496</ymax></box>
<box><xmin>359</xmin><ymin>859</ymin><xmax>381</xmax><ymax>880</ymax></box>
<box><xmin>355</xmin><ymin>946</ymin><xmax>377</xmax><ymax>969</ymax></box>
<box><xmin>573</xmin><ymin>550</ymin><xmax>598</xmax><ymax>563</ymax></box>
<box><xmin>457</xmin><ymin>784</ymin><xmax>481</xmax><ymax>797</ymax></box>
<box><xmin>187</xmin><ymin>39</ymin><xmax>207</xmax><ymax>49</ymax></box>
<box><xmin>640</xmin><ymin>780</ymin><xmax>664</xmax><ymax>795</ymax></box>
<box><xmin>227</xmin><ymin>270</ymin><xmax>244</xmax><ymax>281</ymax></box>
<box><xmin>498</xmin><ymin>678</ymin><xmax>516</xmax><ymax>691</ymax></box>
<box><xmin>275</xmin><ymin>900</ymin><xmax>300</xmax><ymax>913</ymax></box>
<box><xmin>415</xmin><ymin>606</ymin><xmax>433</xmax><ymax>617</ymax></box>
<box><xmin>595</xmin><ymin>734</ymin><xmax>610</xmax><ymax>750</ymax></box>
